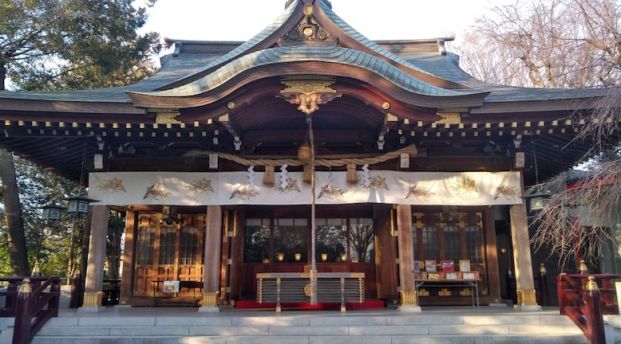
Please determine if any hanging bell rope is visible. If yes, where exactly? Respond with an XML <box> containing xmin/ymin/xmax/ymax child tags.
<box><xmin>183</xmin><ymin>144</ymin><xmax>417</xmax><ymax>168</ymax></box>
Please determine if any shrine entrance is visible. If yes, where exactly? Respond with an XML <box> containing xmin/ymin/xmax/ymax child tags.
<box><xmin>238</xmin><ymin>204</ymin><xmax>380</xmax><ymax>302</ymax></box>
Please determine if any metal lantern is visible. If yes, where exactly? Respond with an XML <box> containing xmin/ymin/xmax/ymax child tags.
<box><xmin>65</xmin><ymin>196</ymin><xmax>97</xmax><ymax>216</ymax></box>
<box><xmin>41</xmin><ymin>204</ymin><xmax>64</xmax><ymax>223</ymax></box>
<box><xmin>524</xmin><ymin>190</ymin><xmax>550</xmax><ymax>214</ymax></box>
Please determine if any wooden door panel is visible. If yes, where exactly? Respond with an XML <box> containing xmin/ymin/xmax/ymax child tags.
<box><xmin>132</xmin><ymin>212</ymin><xmax>207</xmax><ymax>301</ymax></box>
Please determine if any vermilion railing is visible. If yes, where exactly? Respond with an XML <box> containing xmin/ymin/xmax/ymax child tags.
<box><xmin>558</xmin><ymin>274</ymin><xmax>620</xmax><ymax>344</ymax></box>
<box><xmin>0</xmin><ymin>277</ymin><xmax>61</xmax><ymax>344</ymax></box>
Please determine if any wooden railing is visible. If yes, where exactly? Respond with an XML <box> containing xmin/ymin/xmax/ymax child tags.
<box><xmin>557</xmin><ymin>274</ymin><xmax>621</xmax><ymax>344</ymax></box>
<box><xmin>257</xmin><ymin>272</ymin><xmax>365</xmax><ymax>312</ymax></box>
<box><xmin>0</xmin><ymin>277</ymin><xmax>61</xmax><ymax>344</ymax></box>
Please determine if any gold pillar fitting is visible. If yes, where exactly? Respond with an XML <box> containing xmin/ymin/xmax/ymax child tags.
<box><xmin>19</xmin><ymin>278</ymin><xmax>32</xmax><ymax>294</ymax></box>
<box><xmin>579</xmin><ymin>260</ymin><xmax>589</xmax><ymax>274</ymax></box>
<box><xmin>585</xmin><ymin>276</ymin><xmax>599</xmax><ymax>292</ymax></box>
<box><xmin>202</xmin><ymin>291</ymin><xmax>218</xmax><ymax>308</ymax></box>
<box><xmin>516</xmin><ymin>288</ymin><xmax>537</xmax><ymax>306</ymax></box>
<box><xmin>400</xmin><ymin>290</ymin><xmax>418</xmax><ymax>306</ymax></box>
<box><xmin>83</xmin><ymin>291</ymin><xmax>103</xmax><ymax>308</ymax></box>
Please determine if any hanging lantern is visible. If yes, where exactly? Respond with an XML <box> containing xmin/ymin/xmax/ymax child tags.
<box><xmin>524</xmin><ymin>189</ymin><xmax>550</xmax><ymax>214</ymax></box>
<box><xmin>303</xmin><ymin>164</ymin><xmax>312</xmax><ymax>183</ymax></box>
<box><xmin>41</xmin><ymin>204</ymin><xmax>64</xmax><ymax>223</ymax></box>
<box><xmin>346</xmin><ymin>164</ymin><xmax>357</xmax><ymax>184</ymax></box>
<box><xmin>65</xmin><ymin>196</ymin><xmax>98</xmax><ymax>216</ymax></box>
<box><xmin>297</xmin><ymin>142</ymin><xmax>312</xmax><ymax>163</ymax></box>
<box><xmin>263</xmin><ymin>165</ymin><xmax>275</xmax><ymax>186</ymax></box>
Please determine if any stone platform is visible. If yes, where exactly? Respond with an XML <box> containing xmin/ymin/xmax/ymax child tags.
<box><xmin>7</xmin><ymin>307</ymin><xmax>590</xmax><ymax>344</ymax></box>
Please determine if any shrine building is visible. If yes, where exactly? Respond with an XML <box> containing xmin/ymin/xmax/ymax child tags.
<box><xmin>0</xmin><ymin>0</ymin><xmax>607</xmax><ymax>312</ymax></box>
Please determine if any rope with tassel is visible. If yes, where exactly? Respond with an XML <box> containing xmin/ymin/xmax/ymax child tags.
<box><xmin>183</xmin><ymin>144</ymin><xmax>417</xmax><ymax>167</ymax></box>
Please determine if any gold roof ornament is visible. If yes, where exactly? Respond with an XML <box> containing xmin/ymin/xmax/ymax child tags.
<box><xmin>280</xmin><ymin>79</ymin><xmax>342</xmax><ymax>115</ymax></box>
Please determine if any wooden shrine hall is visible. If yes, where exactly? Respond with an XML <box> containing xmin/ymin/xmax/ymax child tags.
<box><xmin>0</xmin><ymin>0</ymin><xmax>608</xmax><ymax>312</ymax></box>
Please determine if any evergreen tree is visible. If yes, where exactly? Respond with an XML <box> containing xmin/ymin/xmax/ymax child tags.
<box><xmin>0</xmin><ymin>0</ymin><xmax>159</xmax><ymax>276</ymax></box>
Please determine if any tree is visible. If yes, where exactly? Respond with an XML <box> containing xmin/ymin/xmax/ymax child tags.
<box><xmin>458</xmin><ymin>0</ymin><xmax>621</xmax><ymax>267</ymax></box>
<box><xmin>0</xmin><ymin>148</ymin><xmax>28</xmax><ymax>275</ymax></box>
<box><xmin>0</xmin><ymin>0</ymin><xmax>160</xmax><ymax>276</ymax></box>
<box><xmin>0</xmin><ymin>0</ymin><xmax>160</xmax><ymax>91</ymax></box>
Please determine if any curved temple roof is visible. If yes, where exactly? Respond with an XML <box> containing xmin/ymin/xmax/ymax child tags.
<box><xmin>0</xmin><ymin>0</ymin><xmax>609</xmax><ymax>114</ymax></box>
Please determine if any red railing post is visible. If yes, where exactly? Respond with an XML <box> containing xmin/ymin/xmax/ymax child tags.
<box><xmin>584</xmin><ymin>276</ymin><xmax>606</xmax><ymax>344</ymax></box>
<box><xmin>557</xmin><ymin>274</ymin><xmax>567</xmax><ymax>315</ymax></box>
<box><xmin>12</xmin><ymin>278</ymin><xmax>32</xmax><ymax>344</ymax></box>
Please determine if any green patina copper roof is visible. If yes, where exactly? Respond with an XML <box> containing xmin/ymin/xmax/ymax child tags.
<box><xmin>0</xmin><ymin>0</ymin><xmax>610</xmax><ymax>108</ymax></box>
<box><xmin>134</xmin><ymin>46</ymin><xmax>483</xmax><ymax>98</ymax></box>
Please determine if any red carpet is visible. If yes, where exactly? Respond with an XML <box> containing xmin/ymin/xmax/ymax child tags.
<box><xmin>235</xmin><ymin>300</ymin><xmax>385</xmax><ymax>310</ymax></box>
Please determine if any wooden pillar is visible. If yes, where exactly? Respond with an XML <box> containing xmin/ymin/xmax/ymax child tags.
<box><xmin>484</xmin><ymin>208</ymin><xmax>502</xmax><ymax>305</ymax></box>
<box><xmin>80</xmin><ymin>205</ymin><xmax>109</xmax><ymax>312</ymax></box>
<box><xmin>219</xmin><ymin>209</ymin><xmax>231</xmax><ymax>304</ymax></box>
<box><xmin>200</xmin><ymin>205</ymin><xmax>222</xmax><ymax>312</ymax></box>
<box><xmin>229</xmin><ymin>208</ymin><xmax>244</xmax><ymax>300</ymax></box>
<box><xmin>374</xmin><ymin>205</ymin><xmax>398</xmax><ymax>302</ymax></box>
<box><xmin>510</xmin><ymin>184</ymin><xmax>541</xmax><ymax>311</ymax></box>
<box><xmin>396</xmin><ymin>204</ymin><xmax>420</xmax><ymax>312</ymax></box>
<box><xmin>119</xmin><ymin>209</ymin><xmax>135</xmax><ymax>305</ymax></box>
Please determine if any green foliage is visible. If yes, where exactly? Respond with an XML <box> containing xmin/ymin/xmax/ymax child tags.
<box><xmin>0</xmin><ymin>0</ymin><xmax>160</xmax><ymax>91</ymax></box>
<box><xmin>0</xmin><ymin>157</ymin><xmax>83</xmax><ymax>277</ymax></box>
<box><xmin>0</xmin><ymin>234</ymin><xmax>13</xmax><ymax>276</ymax></box>
<box><xmin>0</xmin><ymin>0</ymin><xmax>160</xmax><ymax>277</ymax></box>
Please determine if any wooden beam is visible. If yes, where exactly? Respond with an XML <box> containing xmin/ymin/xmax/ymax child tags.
<box><xmin>218</xmin><ymin>113</ymin><xmax>241</xmax><ymax>150</ymax></box>
<box><xmin>377</xmin><ymin>113</ymin><xmax>398</xmax><ymax>150</ymax></box>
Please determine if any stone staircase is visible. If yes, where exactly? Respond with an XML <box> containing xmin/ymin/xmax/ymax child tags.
<box><xmin>30</xmin><ymin>310</ymin><xmax>587</xmax><ymax>344</ymax></box>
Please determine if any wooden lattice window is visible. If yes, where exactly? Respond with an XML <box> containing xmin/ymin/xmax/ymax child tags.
<box><xmin>464</xmin><ymin>213</ymin><xmax>484</xmax><ymax>265</ymax></box>
<box><xmin>244</xmin><ymin>218</ymin><xmax>271</xmax><ymax>263</ymax></box>
<box><xmin>421</xmin><ymin>214</ymin><xmax>439</xmax><ymax>260</ymax></box>
<box><xmin>158</xmin><ymin>226</ymin><xmax>177</xmax><ymax>265</ymax></box>
<box><xmin>443</xmin><ymin>222</ymin><xmax>461</xmax><ymax>260</ymax></box>
<box><xmin>316</xmin><ymin>218</ymin><xmax>347</xmax><ymax>262</ymax></box>
<box><xmin>274</xmin><ymin>218</ymin><xmax>308</xmax><ymax>263</ymax></box>
<box><xmin>349</xmin><ymin>218</ymin><xmax>374</xmax><ymax>263</ymax></box>
<box><xmin>136</xmin><ymin>226</ymin><xmax>155</xmax><ymax>266</ymax></box>
<box><xmin>180</xmin><ymin>226</ymin><xmax>198</xmax><ymax>265</ymax></box>
<box><xmin>413</xmin><ymin>210</ymin><xmax>485</xmax><ymax>265</ymax></box>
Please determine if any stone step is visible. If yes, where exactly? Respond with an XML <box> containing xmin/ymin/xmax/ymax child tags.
<box><xmin>37</xmin><ymin>324</ymin><xmax>583</xmax><ymax>337</ymax></box>
<box><xmin>31</xmin><ymin>334</ymin><xmax>589</xmax><ymax>344</ymax></box>
<box><xmin>32</xmin><ymin>312</ymin><xmax>588</xmax><ymax>344</ymax></box>
<box><xmin>43</xmin><ymin>314</ymin><xmax>576</xmax><ymax>327</ymax></box>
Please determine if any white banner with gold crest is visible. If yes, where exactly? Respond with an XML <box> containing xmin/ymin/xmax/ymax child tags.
<box><xmin>88</xmin><ymin>170</ymin><xmax>522</xmax><ymax>206</ymax></box>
